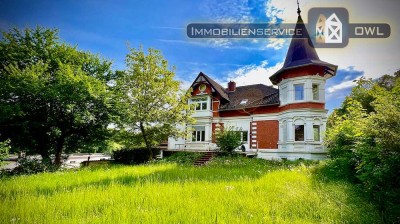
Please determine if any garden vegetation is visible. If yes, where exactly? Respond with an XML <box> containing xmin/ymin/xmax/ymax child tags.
<box><xmin>325</xmin><ymin>73</ymin><xmax>400</xmax><ymax>222</ymax></box>
<box><xmin>0</xmin><ymin>156</ymin><xmax>383</xmax><ymax>223</ymax></box>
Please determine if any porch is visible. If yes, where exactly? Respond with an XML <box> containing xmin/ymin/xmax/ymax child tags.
<box><xmin>168</xmin><ymin>141</ymin><xmax>218</xmax><ymax>151</ymax></box>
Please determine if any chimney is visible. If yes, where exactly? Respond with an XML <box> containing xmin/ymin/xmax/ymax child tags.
<box><xmin>227</xmin><ymin>80</ymin><xmax>236</xmax><ymax>92</ymax></box>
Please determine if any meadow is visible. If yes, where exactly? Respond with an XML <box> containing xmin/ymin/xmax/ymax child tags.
<box><xmin>0</xmin><ymin>156</ymin><xmax>383</xmax><ymax>223</ymax></box>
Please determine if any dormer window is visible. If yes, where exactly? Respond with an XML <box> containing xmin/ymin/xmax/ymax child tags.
<box><xmin>191</xmin><ymin>97</ymin><xmax>208</xmax><ymax>111</ymax></box>
<box><xmin>240</xmin><ymin>99</ymin><xmax>248</xmax><ymax>105</ymax></box>
<box><xmin>294</xmin><ymin>84</ymin><xmax>304</xmax><ymax>101</ymax></box>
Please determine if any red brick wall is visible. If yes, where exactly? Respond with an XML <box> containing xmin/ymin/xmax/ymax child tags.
<box><xmin>279</xmin><ymin>102</ymin><xmax>325</xmax><ymax>111</ymax></box>
<box><xmin>212</xmin><ymin>99</ymin><xmax>220</xmax><ymax>117</ymax></box>
<box><xmin>254</xmin><ymin>120</ymin><xmax>279</xmax><ymax>149</ymax></box>
<box><xmin>211</xmin><ymin>123</ymin><xmax>224</xmax><ymax>143</ymax></box>
<box><xmin>218</xmin><ymin>102</ymin><xmax>324</xmax><ymax>117</ymax></box>
<box><xmin>273</xmin><ymin>65</ymin><xmax>326</xmax><ymax>84</ymax></box>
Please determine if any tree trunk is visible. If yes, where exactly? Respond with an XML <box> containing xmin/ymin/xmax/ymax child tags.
<box><xmin>37</xmin><ymin>141</ymin><xmax>51</xmax><ymax>165</ymax></box>
<box><xmin>139</xmin><ymin>122</ymin><xmax>153</xmax><ymax>159</ymax></box>
<box><xmin>54</xmin><ymin>135</ymin><xmax>65</xmax><ymax>166</ymax></box>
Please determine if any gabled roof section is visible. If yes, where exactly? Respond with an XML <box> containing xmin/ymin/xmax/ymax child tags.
<box><xmin>219</xmin><ymin>84</ymin><xmax>279</xmax><ymax>110</ymax></box>
<box><xmin>190</xmin><ymin>72</ymin><xmax>229</xmax><ymax>101</ymax></box>
<box><xmin>270</xmin><ymin>15</ymin><xmax>338</xmax><ymax>85</ymax></box>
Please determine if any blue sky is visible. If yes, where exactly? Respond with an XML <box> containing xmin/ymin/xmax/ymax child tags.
<box><xmin>1</xmin><ymin>0</ymin><xmax>399</xmax><ymax>112</ymax></box>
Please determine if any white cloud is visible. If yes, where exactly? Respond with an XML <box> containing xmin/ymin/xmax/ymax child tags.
<box><xmin>202</xmin><ymin>0</ymin><xmax>254</xmax><ymax>23</ymax></box>
<box><xmin>179</xmin><ymin>79</ymin><xmax>193</xmax><ymax>91</ymax></box>
<box><xmin>327</xmin><ymin>76</ymin><xmax>362</xmax><ymax>93</ymax></box>
<box><xmin>266</xmin><ymin>38</ymin><xmax>287</xmax><ymax>50</ymax></box>
<box><xmin>265</xmin><ymin>0</ymin><xmax>295</xmax><ymax>23</ymax></box>
<box><xmin>227</xmin><ymin>60</ymin><xmax>283</xmax><ymax>86</ymax></box>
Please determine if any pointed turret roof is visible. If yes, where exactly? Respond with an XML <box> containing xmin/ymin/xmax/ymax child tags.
<box><xmin>269</xmin><ymin>9</ymin><xmax>337</xmax><ymax>85</ymax></box>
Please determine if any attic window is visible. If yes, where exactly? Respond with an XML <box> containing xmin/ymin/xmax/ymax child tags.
<box><xmin>240</xmin><ymin>99</ymin><xmax>248</xmax><ymax>105</ymax></box>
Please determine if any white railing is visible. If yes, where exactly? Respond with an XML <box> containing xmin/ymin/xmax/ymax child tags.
<box><xmin>174</xmin><ymin>142</ymin><xmax>217</xmax><ymax>151</ymax></box>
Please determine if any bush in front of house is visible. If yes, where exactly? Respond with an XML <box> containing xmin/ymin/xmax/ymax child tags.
<box><xmin>0</xmin><ymin>139</ymin><xmax>10</xmax><ymax>166</ymax></box>
<box><xmin>215</xmin><ymin>126</ymin><xmax>243</xmax><ymax>154</ymax></box>
<box><xmin>112</xmin><ymin>148</ymin><xmax>160</xmax><ymax>165</ymax></box>
<box><xmin>162</xmin><ymin>152</ymin><xmax>203</xmax><ymax>165</ymax></box>
<box><xmin>10</xmin><ymin>157</ymin><xmax>59</xmax><ymax>176</ymax></box>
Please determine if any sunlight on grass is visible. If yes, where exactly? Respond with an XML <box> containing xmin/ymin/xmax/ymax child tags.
<box><xmin>0</xmin><ymin>157</ymin><xmax>382</xmax><ymax>223</ymax></box>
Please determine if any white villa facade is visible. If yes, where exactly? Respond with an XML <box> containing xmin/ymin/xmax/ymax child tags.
<box><xmin>167</xmin><ymin>11</ymin><xmax>338</xmax><ymax>160</ymax></box>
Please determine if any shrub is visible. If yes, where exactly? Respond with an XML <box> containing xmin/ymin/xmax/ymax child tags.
<box><xmin>215</xmin><ymin>126</ymin><xmax>243</xmax><ymax>154</ymax></box>
<box><xmin>11</xmin><ymin>157</ymin><xmax>58</xmax><ymax>175</ymax></box>
<box><xmin>0</xmin><ymin>139</ymin><xmax>10</xmax><ymax>165</ymax></box>
<box><xmin>325</xmin><ymin>75</ymin><xmax>400</xmax><ymax>222</ymax></box>
<box><xmin>162</xmin><ymin>152</ymin><xmax>203</xmax><ymax>165</ymax></box>
<box><xmin>113</xmin><ymin>148</ymin><xmax>160</xmax><ymax>165</ymax></box>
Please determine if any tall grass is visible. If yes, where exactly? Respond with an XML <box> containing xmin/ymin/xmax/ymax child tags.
<box><xmin>0</xmin><ymin>156</ymin><xmax>382</xmax><ymax>223</ymax></box>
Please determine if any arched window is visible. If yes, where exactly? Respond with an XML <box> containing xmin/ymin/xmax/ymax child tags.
<box><xmin>294</xmin><ymin>118</ymin><xmax>305</xmax><ymax>141</ymax></box>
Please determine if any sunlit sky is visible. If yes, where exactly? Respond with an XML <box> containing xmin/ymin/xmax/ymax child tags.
<box><xmin>1</xmin><ymin>0</ymin><xmax>399</xmax><ymax>111</ymax></box>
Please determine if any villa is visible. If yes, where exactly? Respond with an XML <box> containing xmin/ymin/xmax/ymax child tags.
<box><xmin>168</xmin><ymin>8</ymin><xmax>338</xmax><ymax>160</ymax></box>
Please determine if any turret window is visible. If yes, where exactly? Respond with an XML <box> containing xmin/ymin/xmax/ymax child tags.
<box><xmin>295</xmin><ymin>125</ymin><xmax>305</xmax><ymax>141</ymax></box>
<box><xmin>312</xmin><ymin>84</ymin><xmax>319</xmax><ymax>100</ymax></box>
<box><xmin>294</xmin><ymin>84</ymin><xmax>304</xmax><ymax>101</ymax></box>
<box><xmin>313</xmin><ymin>125</ymin><xmax>321</xmax><ymax>141</ymax></box>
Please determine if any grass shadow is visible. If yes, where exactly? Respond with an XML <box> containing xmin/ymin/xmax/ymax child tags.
<box><xmin>309</xmin><ymin>160</ymin><xmax>385</xmax><ymax>223</ymax></box>
<box><xmin>15</xmin><ymin>157</ymin><xmax>318</xmax><ymax>198</ymax></box>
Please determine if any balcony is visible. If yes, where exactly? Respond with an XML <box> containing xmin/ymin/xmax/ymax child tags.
<box><xmin>192</xmin><ymin>110</ymin><xmax>212</xmax><ymax>118</ymax></box>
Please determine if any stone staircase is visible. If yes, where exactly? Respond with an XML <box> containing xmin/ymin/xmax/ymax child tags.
<box><xmin>158</xmin><ymin>141</ymin><xmax>168</xmax><ymax>150</ymax></box>
<box><xmin>193</xmin><ymin>152</ymin><xmax>215</xmax><ymax>166</ymax></box>
<box><xmin>156</xmin><ymin>141</ymin><xmax>168</xmax><ymax>159</ymax></box>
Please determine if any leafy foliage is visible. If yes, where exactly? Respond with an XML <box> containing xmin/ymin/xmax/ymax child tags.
<box><xmin>215</xmin><ymin>126</ymin><xmax>243</xmax><ymax>153</ymax></box>
<box><xmin>325</xmin><ymin>73</ymin><xmax>400</xmax><ymax>222</ymax></box>
<box><xmin>0</xmin><ymin>139</ymin><xmax>10</xmax><ymax>165</ymax></box>
<box><xmin>114</xmin><ymin>46</ymin><xmax>193</xmax><ymax>156</ymax></box>
<box><xmin>0</xmin><ymin>27</ymin><xmax>115</xmax><ymax>165</ymax></box>
<box><xmin>112</xmin><ymin>148</ymin><xmax>160</xmax><ymax>165</ymax></box>
<box><xmin>162</xmin><ymin>152</ymin><xmax>203</xmax><ymax>165</ymax></box>
<box><xmin>11</xmin><ymin>157</ymin><xmax>59</xmax><ymax>175</ymax></box>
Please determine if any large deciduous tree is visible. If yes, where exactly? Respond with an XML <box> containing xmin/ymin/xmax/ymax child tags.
<box><xmin>115</xmin><ymin>46</ymin><xmax>193</xmax><ymax>157</ymax></box>
<box><xmin>325</xmin><ymin>72</ymin><xmax>400</xmax><ymax>222</ymax></box>
<box><xmin>0</xmin><ymin>27</ymin><xmax>115</xmax><ymax>165</ymax></box>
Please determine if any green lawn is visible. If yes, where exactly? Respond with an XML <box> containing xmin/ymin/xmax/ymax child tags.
<box><xmin>0</xmin><ymin>156</ymin><xmax>382</xmax><ymax>223</ymax></box>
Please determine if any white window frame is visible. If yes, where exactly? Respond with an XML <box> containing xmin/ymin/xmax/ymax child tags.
<box><xmin>313</xmin><ymin>125</ymin><xmax>321</xmax><ymax>142</ymax></box>
<box><xmin>294</xmin><ymin>119</ymin><xmax>305</xmax><ymax>142</ymax></box>
<box><xmin>294</xmin><ymin>83</ymin><xmax>304</xmax><ymax>101</ymax></box>
<box><xmin>192</xmin><ymin>126</ymin><xmax>206</xmax><ymax>142</ymax></box>
<box><xmin>190</xmin><ymin>97</ymin><xmax>208</xmax><ymax>111</ymax></box>
<box><xmin>238</xmin><ymin>131</ymin><xmax>248</xmax><ymax>143</ymax></box>
<box><xmin>312</xmin><ymin>84</ymin><xmax>319</xmax><ymax>101</ymax></box>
